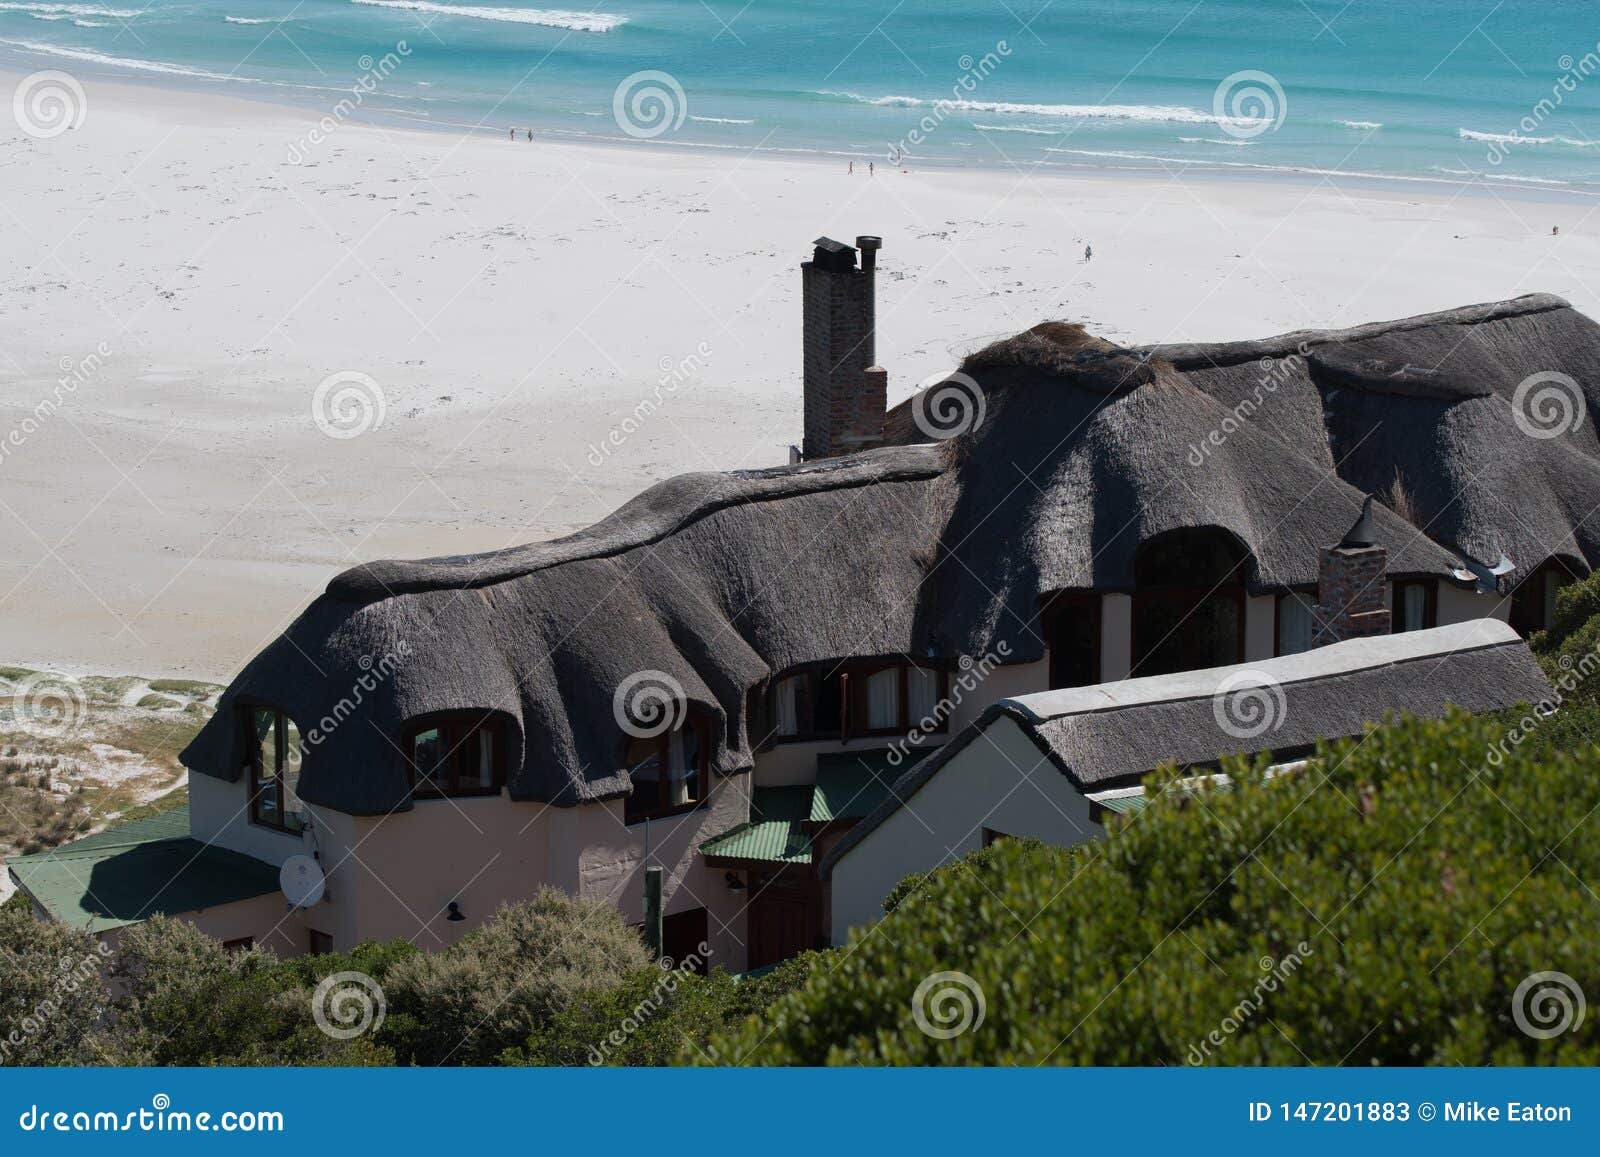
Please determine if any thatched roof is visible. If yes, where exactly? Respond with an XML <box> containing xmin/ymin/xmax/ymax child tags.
<box><xmin>183</xmin><ymin>295</ymin><xmax>1600</xmax><ymax>814</ymax></box>
<box><xmin>818</xmin><ymin>619</ymin><xmax>1553</xmax><ymax>880</ymax></box>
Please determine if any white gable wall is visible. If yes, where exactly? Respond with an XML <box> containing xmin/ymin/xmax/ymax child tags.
<box><xmin>828</xmin><ymin>714</ymin><xmax>1101</xmax><ymax>945</ymax></box>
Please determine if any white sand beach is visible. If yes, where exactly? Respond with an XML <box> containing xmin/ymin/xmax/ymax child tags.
<box><xmin>2</xmin><ymin>69</ymin><xmax>1596</xmax><ymax>680</ymax></box>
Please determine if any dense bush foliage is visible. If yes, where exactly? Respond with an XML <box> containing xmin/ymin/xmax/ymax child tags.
<box><xmin>707</xmin><ymin>704</ymin><xmax>1600</xmax><ymax>1065</ymax></box>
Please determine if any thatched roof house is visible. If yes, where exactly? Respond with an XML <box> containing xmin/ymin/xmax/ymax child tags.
<box><xmin>181</xmin><ymin>292</ymin><xmax>1600</xmax><ymax>822</ymax></box>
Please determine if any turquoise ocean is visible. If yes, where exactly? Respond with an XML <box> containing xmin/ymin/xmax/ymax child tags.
<box><xmin>3</xmin><ymin>0</ymin><xmax>1599</xmax><ymax>190</ymax></box>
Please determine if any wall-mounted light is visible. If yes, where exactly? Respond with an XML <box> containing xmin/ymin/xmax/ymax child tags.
<box><xmin>724</xmin><ymin>872</ymin><xmax>746</xmax><ymax>894</ymax></box>
<box><xmin>446</xmin><ymin>901</ymin><xmax>466</xmax><ymax>922</ymax></box>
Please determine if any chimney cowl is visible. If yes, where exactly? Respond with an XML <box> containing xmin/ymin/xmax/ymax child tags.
<box><xmin>856</xmin><ymin>235</ymin><xmax>882</xmax><ymax>270</ymax></box>
<box><xmin>1339</xmin><ymin>494</ymin><xmax>1379</xmax><ymax>549</ymax></box>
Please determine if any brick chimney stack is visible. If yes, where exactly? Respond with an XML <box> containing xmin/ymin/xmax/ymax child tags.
<box><xmin>802</xmin><ymin>235</ymin><xmax>886</xmax><ymax>459</ymax></box>
<box><xmin>1312</xmin><ymin>495</ymin><xmax>1392</xmax><ymax>646</ymax></box>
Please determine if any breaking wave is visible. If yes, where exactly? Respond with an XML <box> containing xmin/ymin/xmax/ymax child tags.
<box><xmin>814</xmin><ymin>90</ymin><xmax>1261</xmax><ymax>128</ymax></box>
<box><xmin>348</xmin><ymin>1</ymin><xmax>626</xmax><ymax>32</ymax></box>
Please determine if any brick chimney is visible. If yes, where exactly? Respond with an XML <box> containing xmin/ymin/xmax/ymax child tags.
<box><xmin>1311</xmin><ymin>495</ymin><xmax>1392</xmax><ymax>645</ymax></box>
<box><xmin>802</xmin><ymin>235</ymin><xmax>886</xmax><ymax>459</ymax></box>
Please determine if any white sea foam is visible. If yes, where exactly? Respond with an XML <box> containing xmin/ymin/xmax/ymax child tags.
<box><xmin>348</xmin><ymin>0</ymin><xmax>625</xmax><ymax>32</ymax></box>
<box><xmin>815</xmin><ymin>90</ymin><xmax>1260</xmax><ymax>127</ymax></box>
<box><xmin>1342</xmin><ymin>120</ymin><xmax>1383</xmax><ymax>129</ymax></box>
<box><xmin>689</xmin><ymin>115</ymin><xmax>754</xmax><ymax>125</ymax></box>
<box><xmin>0</xmin><ymin>37</ymin><xmax>338</xmax><ymax>90</ymax></box>
<box><xmin>971</xmin><ymin>123</ymin><xmax>1056</xmax><ymax>135</ymax></box>
<box><xmin>223</xmin><ymin>15</ymin><xmax>277</xmax><ymax>23</ymax></box>
<box><xmin>1459</xmin><ymin>127</ymin><xmax>1598</xmax><ymax>149</ymax></box>
<box><xmin>0</xmin><ymin>2</ymin><xmax>133</xmax><ymax>16</ymax></box>
<box><xmin>1178</xmin><ymin>136</ymin><xmax>1253</xmax><ymax>147</ymax></box>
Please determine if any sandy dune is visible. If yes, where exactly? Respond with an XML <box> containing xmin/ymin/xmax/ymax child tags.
<box><xmin>1</xmin><ymin>70</ymin><xmax>1595</xmax><ymax>680</ymax></box>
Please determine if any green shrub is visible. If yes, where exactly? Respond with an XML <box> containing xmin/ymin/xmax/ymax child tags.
<box><xmin>709</xmin><ymin>708</ymin><xmax>1600</xmax><ymax>1065</ymax></box>
<box><xmin>380</xmin><ymin>888</ymin><xmax>652</xmax><ymax>1065</ymax></box>
<box><xmin>0</xmin><ymin>901</ymin><xmax>111</xmax><ymax>1065</ymax></box>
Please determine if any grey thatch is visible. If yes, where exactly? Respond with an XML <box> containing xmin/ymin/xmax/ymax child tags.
<box><xmin>818</xmin><ymin>619</ymin><xmax>1553</xmax><ymax>879</ymax></box>
<box><xmin>183</xmin><ymin>296</ymin><xmax>1600</xmax><ymax>815</ymax></box>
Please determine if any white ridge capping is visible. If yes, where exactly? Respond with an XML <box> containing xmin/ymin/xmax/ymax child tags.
<box><xmin>1003</xmin><ymin>619</ymin><xmax>1523</xmax><ymax>725</ymax></box>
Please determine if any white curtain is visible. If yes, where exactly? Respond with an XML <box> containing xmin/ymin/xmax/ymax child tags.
<box><xmin>1277</xmin><ymin>594</ymin><xmax>1313</xmax><ymax>655</ymax></box>
<box><xmin>667</xmin><ymin>728</ymin><xmax>689</xmax><ymax>806</ymax></box>
<box><xmin>1403</xmin><ymin>584</ymin><xmax>1427</xmax><ymax>631</ymax></box>
<box><xmin>773</xmin><ymin>675</ymin><xmax>799</xmax><ymax>736</ymax></box>
<box><xmin>867</xmin><ymin>668</ymin><xmax>900</xmax><ymax>730</ymax></box>
<box><xmin>477</xmin><ymin>729</ymin><xmax>495</xmax><ymax>788</ymax></box>
<box><xmin>907</xmin><ymin>667</ymin><xmax>939</xmax><ymax>726</ymax></box>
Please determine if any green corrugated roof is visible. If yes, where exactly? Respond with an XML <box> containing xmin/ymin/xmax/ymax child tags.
<box><xmin>6</xmin><ymin>805</ymin><xmax>281</xmax><ymax>932</ymax></box>
<box><xmin>1091</xmin><ymin>792</ymin><xmax>1148</xmax><ymax>815</ymax></box>
<box><xmin>810</xmin><ymin>749</ymin><xmax>901</xmax><ymax>822</ymax></box>
<box><xmin>700</xmin><ymin>786</ymin><xmax>813</xmax><ymax>864</ymax></box>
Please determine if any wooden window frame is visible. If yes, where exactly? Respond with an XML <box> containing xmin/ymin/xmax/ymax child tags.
<box><xmin>244</xmin><ymin>706</ymin><xmax>304</xmax><ymax>834</ymax></box>
<box><xmin>308</xmin><ymin>929</ymin><xmax>334</xmax><ymax>956</ymax></box>
<box><xmin>624</xmin><ymin>710</ymin><xmax>713</xmax><ymax>826</ymax></box>
<box><xmin>765</xmin><ymin>662</ymin><xmax>949</xmax><ymax>745</ymax></box>
<box><xmin>1391</xmin><ymin>578</ymin><xmax>1437</xmax><ymax>633</ymax></box>
<box><xmin>403</xmin><ymin>713</ymin><xmax>509</xmax><ymax>800</ymax></box>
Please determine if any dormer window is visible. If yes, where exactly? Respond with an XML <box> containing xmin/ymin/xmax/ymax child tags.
<box><xmin>404</xmin><ymin>715</ymin><xmax>507</xmax><ymax>799</ymax></box>
<box><xmin>246</xmin><ymin>708</ymin><xmax>304</xmax><ymax>833</ymax></box>
<box><xmin>624</xmin><ymin>711</ymin><xmax>712</xmax><ymax>825</ymax></box>
<box><xmin>768</xmin><ymin>662</ymin><xmax>946</xmax><ymax>743</ymax></box>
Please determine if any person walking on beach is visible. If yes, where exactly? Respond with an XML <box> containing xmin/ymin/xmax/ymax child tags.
<box><xmin>849</xmin><ymin>161</ymin><xmax>854</xmax><ymax>175</ymax></box>
<box><xmin>527</xmin><ymin>129</ymin><xmax>533</xmax><ymax>142</ymax></box>
<box><xmin>869</xmin><ymin>161</ymin><xmax>875</xmax><ymax>176</ymax></box>
<box><xmin>1084</xmin><ymin>243</ymin><xmax>1093</xmax><ymax>262</ymax></box>
<box><xmin>509</xmin><ymin>127</ymin><xmax>515</xmax><ymax>140</ymax></box>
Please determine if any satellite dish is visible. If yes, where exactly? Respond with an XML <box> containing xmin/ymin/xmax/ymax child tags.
<box><xmin>280</xmin><ymin>855</ymin><xmax>326</xmax><ymax>909</ymax></box>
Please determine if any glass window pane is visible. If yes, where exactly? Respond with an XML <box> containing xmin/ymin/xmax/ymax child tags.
<box><xmin>252</xmin><ymin>709</ymin><xmax>279</xmax><ymax>822</ymax></box>
<box><xmin>867</xmin><ymin>668</ymin><xmax>900</xmax><ymax>730</ymax></box>
<box><xmin>477</xmin><ymin>728</ymin><xmax>496</xmax><ymax>789</ymax></box>
<box><xmin>281</xmin><ymin>716</ymin><xmax>304</xmax><ymax>832</ymax></box>
<box><xmin>626</xmin><ymin>736</ymin><xmax>663</xmax><ymax>813</ymax></box>
<box><xmin>671</xmin><ymin>723</ymin><xmax>703</xmax><ymax>806</ymax></box>
<box><xmin>907</xmin><ymin>667</ymin><xmax>940</xmax><ymax>725</ymax></box>
<box><xmin>1403</xmin><ymin>584</ymin><xmax>1426</xmax><ymax>631</ymax></box>
<box><xmin>772</xmin><ymin>676</ymin><xmax>799</xmax><ymax>737</ymax></box>
<box><xmin>412</xmin><ymin>727</ymin><xmax>445</xmax><ymax>792</ymax></box>
<box><xmin>1277</xmin><ymin>594</ymin><xmax>1313</xmax><ymax>656</ymax></box>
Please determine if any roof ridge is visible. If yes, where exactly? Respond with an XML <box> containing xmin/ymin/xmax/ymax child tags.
<box><xmin>1139</xmin><ymin>293</ymin><xmax>1571</xmax><ymax>370</ymax></box>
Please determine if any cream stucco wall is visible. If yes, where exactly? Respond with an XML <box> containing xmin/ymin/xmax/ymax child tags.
<box><xmin>827</xmin><ymin>714</ymin><xmax>1102</xmax><ymax>945</ymax></box>
<box><xmin>188</xmin><ymin>770</ymin><xmax>313</xmax><ymax>866</ymax></box>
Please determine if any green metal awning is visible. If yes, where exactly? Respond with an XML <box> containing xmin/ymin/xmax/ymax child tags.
<box><xmin>6</xmin><ymin>805</ymin><xmax>281</xmax><ymax>933</ymax></box>
<box><xmin>699</xmin><ymin>785</ymin><xmax>814</xmax><ymax>864</ymax></box>
<box><xmin>809</xmin><ymin>749</ymin><xmax>902</xmax><ymax>823</ymax></box>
